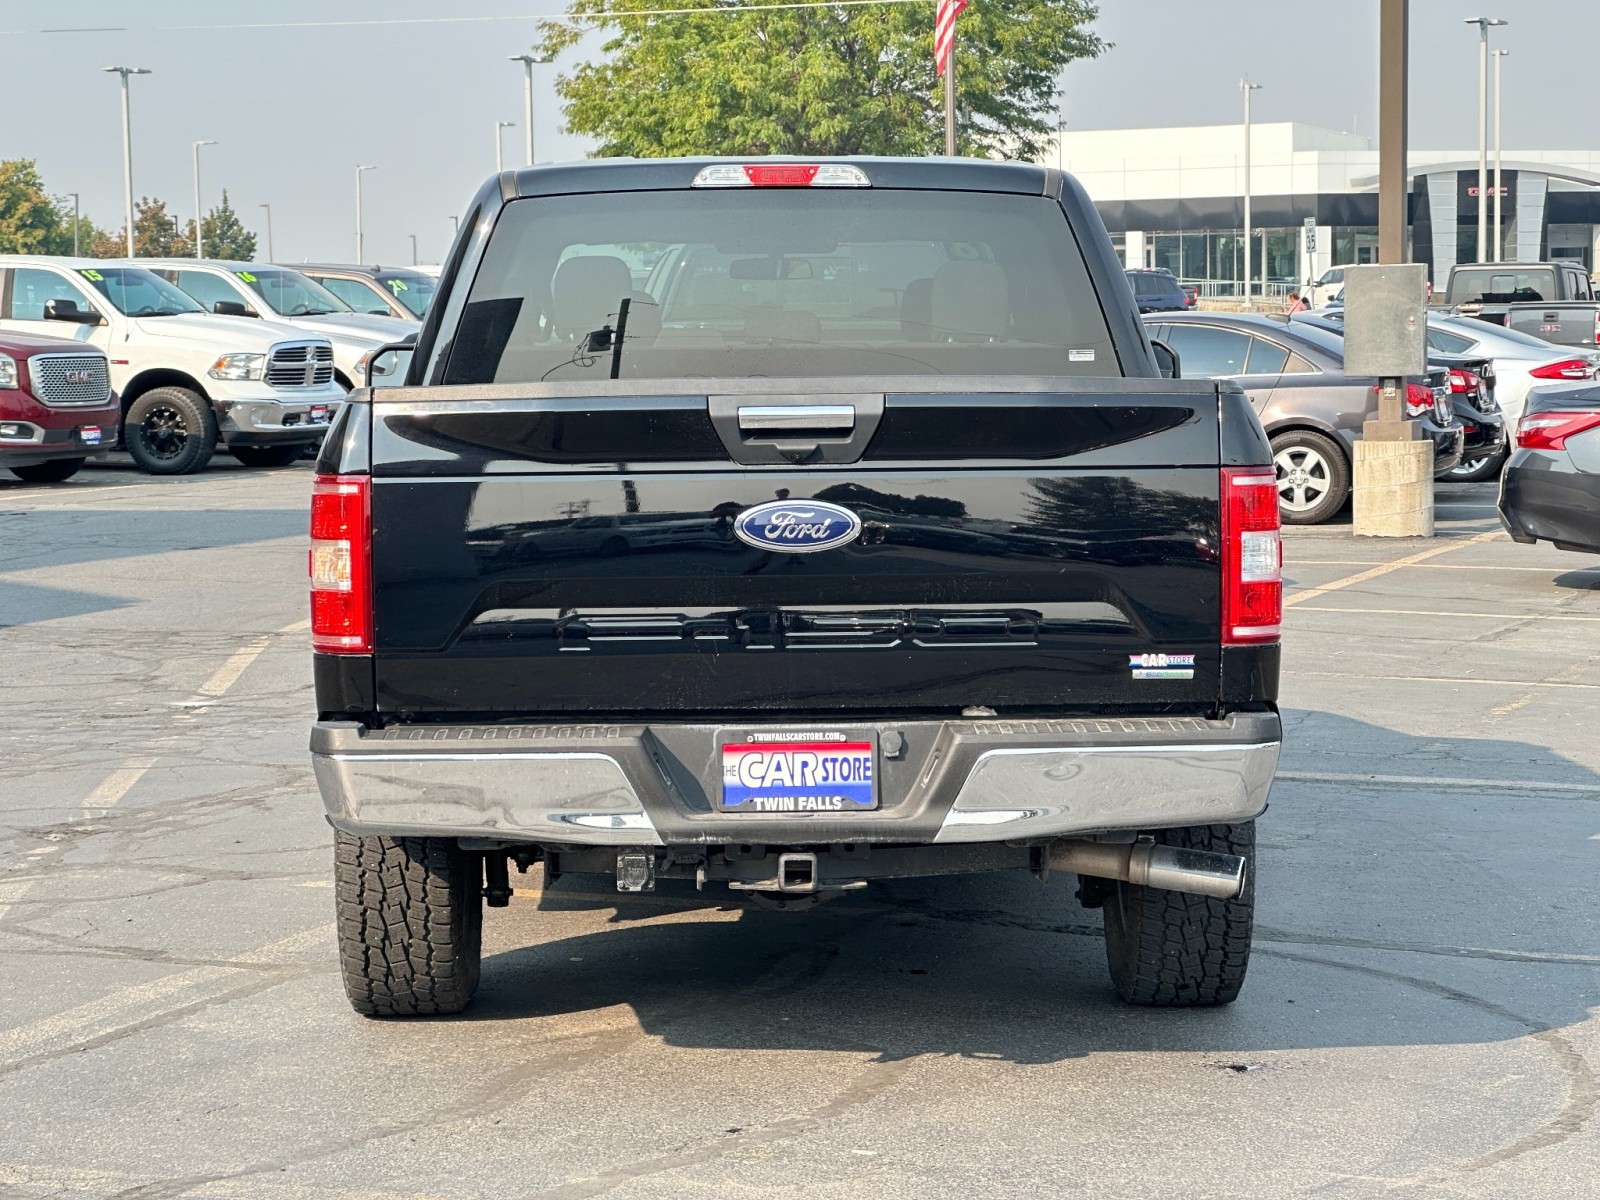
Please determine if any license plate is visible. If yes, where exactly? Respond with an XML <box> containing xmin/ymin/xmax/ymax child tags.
<box><xmin>310</xmin><ymin>405</ymin><xmax>329</xmax><ymax>424</ymax></box>
<box><xmin>80</xmin><ymin>426</ymin><xmax>102</xmax><ymax>446</ymax></box>
<box><xmin>719</xmin><ymin>736</ymin><xmax>877</xmax><ymax>813</ymax></box>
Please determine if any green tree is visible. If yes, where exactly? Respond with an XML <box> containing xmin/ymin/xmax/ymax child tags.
<box><xmin>107</xmin><ymin>196</ymin><xmax>186</xmax><ymax>258</ymax></box>
<box><xmin>536</xmin><ymin>0</ymin><xmax>1104</xmax><ymax>160</ymax></box>
<box><xmin>0</xmin><ymin>159</ymin><xmax>72</xmax><ymax>253</ymax></box>
<box><xmin>194</xmin><ymin>190</ymin><xmax>258</xmax><ymax>260</ymax></box>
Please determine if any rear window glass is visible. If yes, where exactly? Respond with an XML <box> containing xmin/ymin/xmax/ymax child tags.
<box><xmin>1448</xmin><ymin>267</ymin><xmax>1556</xmax><ymax>305</ymax></box>
<box><xmin>443</xmin><ymin>188</ymin><xmax>1119</xmax><ymax>383</ymax></box>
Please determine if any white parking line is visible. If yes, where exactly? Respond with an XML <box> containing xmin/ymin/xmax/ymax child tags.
<box><xmin>1293</xmin><ymin>671</ymin><xmax>1600</xmax><ymax>691</ymax></box>
<box><xmin>1291</xmin><ymin>606</ymin><xmax>1600</xmax><ymax>623</ymax></box>
<box><xmin>1288</xmin><ymin>560</ymin><xmax>1584</xmax><ymax>573</ymax></box>
<box><xmin>1276</xmin><ymin>770</ymin><xmax>1600</xmax><ymax>796</ymax></box>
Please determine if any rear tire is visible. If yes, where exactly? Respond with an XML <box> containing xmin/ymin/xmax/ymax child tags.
<box><xmin>1101</xmin><ymin>822</ymin><xmax>1255</xmax><ymax>1007</ymax></box>
<box><xmin>10</xmin><ymin>458</ymin><xmax>85</xmax><ymax>483</ymax></box>
<box><xmin>230</xmin><ymin>444</ymin><xmax>304</xmax><ymax>469</ymax></box>
<box><xmin>333</xmin><ymin>831</ymin><xmax>483</xmax><ymax>1017</ymax></box>
<box><xmin>1443</xmin><ymin>447</ymin><xmax>1507</xmax><ymax>483</ymax></box>
<box><xmin>1270</xmin><ymin>430</ymin><xmax>1349</xmax><ymax>525</ymax></box>
<box><xmin>125</xmin><ymin>387</ymin><xmax>217</xmax><ymax>475</ymax></box>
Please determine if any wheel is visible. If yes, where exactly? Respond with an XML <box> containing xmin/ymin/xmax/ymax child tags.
<box><xmin>1270</xmin><ymin>430</ymin><xmax>1349</xmax><ymax>525</ymax></box>
<box><xmin>10</xmin><ymin>457</ymin><xmax>85</xmax><ymax>483</ymax></box>
<box><xmin>333</xmin><ymin>830</ymin><xmax>483</xmax><ymax>1017</ymax></box>
<box><xmin>230</xmin><ymin>444</ymin><xmax>305</xmax><ymax>469</ymax></box>
<box><xmin>1442</xmin><ymin>446</ymin><xmax>1507</xmax><ymax>483</ymax></box>
<box><xmin>124</xmin><ymin>387</ymin><xmax>217</xmax><ymax>475</ymax></box>
<box><xmin>1101</xmin><ymin>822</ymin><xmax>1255</xmax><ymax>1007</ymax></box>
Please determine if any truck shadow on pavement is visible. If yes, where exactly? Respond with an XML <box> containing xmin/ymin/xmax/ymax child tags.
<box><xmin>462</xmin><ymin>710</ymin><xmax>1599</xmax><ymax>1065</ymax></box>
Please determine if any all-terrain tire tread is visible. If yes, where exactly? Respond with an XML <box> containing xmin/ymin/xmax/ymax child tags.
<box><xmin>1102</xmin><ymin>822</ymin><xmax>1254</xmax><ymax>1008</ymax></box>
<box><xmin>333</xmin><ymin>831</ymin><xmax>482</xmax><ymax>1017</ymax></box>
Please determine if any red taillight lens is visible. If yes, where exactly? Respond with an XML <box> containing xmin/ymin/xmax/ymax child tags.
<box><xmin>1515</xmin><ymin>409</ymin><xmax>1600</xmax><ymax>451</ymax></box>
<box><xmin>1448</xmin><ymin>369</ymin><xmax>1480</xmax><ymax>394</ymax></box>
<box><xmin>1404</xmin><ymin>383</ymin><xmax>1435</xmax><ymax>418</ymax></box>
<box><xmin>1528</xmin><ymin>358</ymin><xmax>1596</xmax><ymax>381</ymax></box>
<box><xmin>1221</xmin><ymin>468</ymin><xmax>1282</xmax><ymax>645</ymax></box>
<box><xmin>310</xmin><ymin>474</ymin><xmax>371</xmax><ymax>654</ymax></box>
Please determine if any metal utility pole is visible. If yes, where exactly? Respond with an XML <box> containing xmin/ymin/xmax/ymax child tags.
<box><xmin>1465</xmin><ymin>17</ymin><xmax>1506</xmax><ymax>263</ymax></box>
<box><xmin>409</xmin><ymin>234</ymin><xmax>419</xmax><ymax>266</ymax></box>
<box><xmin>508</xmin><ymin>53</ymin><xmax>550</xmax><ymax>166</ymax></box>
<box><xmin>495</xmin><ymin>121</ymin><xmax>516</xmax><ymax>174</ymax></box>
<box><xmin>259</xmin><ymin>203</ymin><xmax>274</xmax><ymax>261</ymax></box>
<box><xmin>191</xmin><ymin>140</ymin><xmax>217</xmax><ymax>259</ymax></box>
<box><xmin>1379</xmin><ymin>0</ymin><xmax>1408</xmax><ymax>264</ymax></box>
<box><xmin>450</xmin><ymin>215</ymin><xmax>460</xmax><ymax>237</ymax></box>
<box><xmin>944</xmin><ymin>43</ymin><xmax>957</xmax><ymax>156</ymax></box>
<box><xmin>355</xmin><ymin>165</ymin><xmax>375</xmax><ymax>264</ymax></box>
<box><xmin>68</xmin><ymin>193</ymin><xmax>80</xmax><ymax>256</ymax></box>
<box><xmin>1240</xmin><ymin>79</ymin><xmax>1262</xmax><ymax>309</ymax></box>
<box><xmin>1494</xmin><ymin>49</ymin><xmax>1508</xmax><ymax>263</ymax></box>
<box><xmin>103</xmin><ymin>67</ymin><xmax>151</xmax><ymax>258</ymax></box>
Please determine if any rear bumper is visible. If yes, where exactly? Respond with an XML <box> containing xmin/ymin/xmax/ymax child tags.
<box><xmin>311</xmin><ymin>711</ymin><xmax>1280</xmax><ymax>848</ymax></box>
<box><xmin>1499</xmin><ymin>449</ymin><xmax>1600</xmax><ymax>553</ymax></box>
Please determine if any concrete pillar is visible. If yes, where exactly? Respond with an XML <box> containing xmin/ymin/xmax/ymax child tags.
<box><xmin>1352</xmin><ymin>440</ymin><xmax>1435</xmax><ymax>537</ymax></box>
<box><xmin>1124</xmin><ymin>231</ymin><xmax>1146</xmax><ymax>271</ymax></box>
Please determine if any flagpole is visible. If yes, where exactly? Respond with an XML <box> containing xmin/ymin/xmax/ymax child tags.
<box><xmin>944</xmin><ymin>31</ymin><xmax>956</xmax><ymax>155</ymax></box>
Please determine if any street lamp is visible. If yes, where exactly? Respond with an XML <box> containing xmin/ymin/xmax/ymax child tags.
<box><xmin>67</xmin><ymin>193</ymin><xmax>80</xmax><ymax>257</ymax></box>
<box><xmin>1240</xmin><ymin>78</ymin><xmax>1263</xmax><ymax>309</ymax></box>
<box><xmin>495</xmin><ymin>121</ymin><xmax>516</xmax><ymax>174</ymax></box>
<box><xmin>409</xmin><ymin>234</ymin><xmax>419</xmax><ymax>266</ymax></box>
<box><xmin>354</xmin><ymin>164</ymin><xmax>376</xmax><ymax>264</ymax></box>
<box><xmin>192</xmin><ymin>139</ymin><xmax>217</xmax><ymax>258</ymax></box>
<box><xmin>1465</xmin><ymin>17</ymin><xmax>1507</xmax><ymax>263</ymax></box>
<box><xmin>259</xmin><ymin>203</ymin><xmax>274</xmax><ymax>261</ymax></box>
<box><xmin>1494</xmin><ymin>48</ymin><xmax>1509</xmax><ymax>262</ymax></box>
<box><xmin>508</xmin><ymin>53</ymin><xmax>552</xmax><ymax>166</ymax></box>
<box><xmin>103</xmin><ymin>66</ymin><xmax>151</xmax><ymax>257</ymax></box>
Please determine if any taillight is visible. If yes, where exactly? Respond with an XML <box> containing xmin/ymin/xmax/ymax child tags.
<box><xmin>310</xmin><ymin>474</ymin><xmax>371</xmax><ymax>654</ymax></box>
<box><xmin>691</xmin><ymin>164</ymin><xmax>872</xmax><ymax>188</ymax></box>
<box><xmin>1221</xmin><ymin>468</ymin><xmax>1282</xmax><ymax>645</ymax></box>
<box><xmin>1515</xmin><ymin>409</ymin><xmax>1600</xmax><ymax>451</ymax></box>
<box><xmin>1403</xmin><ymin>383</ymin><xmax>1435</xmax><ymax>418</ymax></box>
<box><xmin>1528</xmin><ymin>358</ymin><xmax>1596</xmax><ymax>381</ymax></box>
<box><xmin>1448</xmin><ymin>369</ymin><xmax>1480</xmax><ymax>394</ymax></box>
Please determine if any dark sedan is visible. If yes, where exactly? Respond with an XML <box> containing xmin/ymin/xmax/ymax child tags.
<box><xmin>1145</xmin><ymin>312</ymin><xmax>1463</xmax><ymax>523</ymax></box>
<box><xmin>1125</xmin><ymin>269</ymin><xmax>1191</xmax><ymax>313</ymax></box>
<box><xmin>1499</xmin><ymin>383</ymin><xmax>1600</xmax><ymax>554</ymax></box>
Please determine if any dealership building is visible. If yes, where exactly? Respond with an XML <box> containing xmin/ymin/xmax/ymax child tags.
<box><xmin>1042</xmin><ymin>122</ymin><xmax>1600</xmax><ymax>294</ymax></box>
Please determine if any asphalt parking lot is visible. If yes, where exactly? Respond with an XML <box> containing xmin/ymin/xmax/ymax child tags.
<box><xmin>1</xmin><ymin>459</ymin><xmax>1597</xmax><ymax>1199</ymax></box>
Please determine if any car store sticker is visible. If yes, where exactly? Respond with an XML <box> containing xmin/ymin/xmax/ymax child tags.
<box><xmin>1130</xmin><ymin>652</ymin><xmax>1195</xmax><ymax>680</ymax></box>
<box><xmin>80</xmin><ymin>426</ymin><xmax>102</xmax><ymax>445</ymax></box>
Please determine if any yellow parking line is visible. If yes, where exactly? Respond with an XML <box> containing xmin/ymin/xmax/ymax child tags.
<box><xmin>1291</xmin><ymin>606</ymin><xmax>1600</xmax><ymax>623</ymax></box>
<box><xmin>1283</xmin><ymin>531</ymin><xmax>1500</xmax><ymax>607</ymax></box>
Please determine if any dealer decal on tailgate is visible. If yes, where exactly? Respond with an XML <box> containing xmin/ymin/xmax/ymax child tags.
<box><xmin>721</xmin><ymin>740</ymin><xmax>876</xmax><ymax>812</ymax></box>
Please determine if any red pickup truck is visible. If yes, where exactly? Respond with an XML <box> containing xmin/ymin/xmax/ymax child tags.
<box><xmin>0</xmin><ymin>332</ymin><xmax>118</xmax><ymax>483</ymax></box>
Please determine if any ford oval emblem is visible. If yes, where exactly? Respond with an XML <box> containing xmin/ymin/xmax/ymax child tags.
<box><xmin>733</xmin><ymin>499</ymin><xmax>861</xmax><ymax>553</ymax></box>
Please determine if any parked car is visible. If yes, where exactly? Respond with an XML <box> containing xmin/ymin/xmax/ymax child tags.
<box><xmin>0</xmin><ymin>332</ymin><xmax>119</xmax><ymax>483</ymax></box>
<box><xmin>1292</xmin><ymin>310</ymin><xmax>1507</xmax><ymax>482</ymax></box>
<box><xmin>314</xmin><ymin>156</ymin><xmax>1282</xmax><ymax>1017</ymax></box>
<box><xmin>292</xmin><ymin>264</ymin><xmax>436</xmax><ymax>321</ymax></box>
<box><xmin>1424</xmin><ymin>313</ymin><xmax>1600</xmax><ymax>429</ymax></box>
<box><xmin>1499</xmin><ymin>382</ymin><xmax>1600</xmax><ymax>555</ymax></box>
<box><xmin>1146</xmin><ymin>312</ymin><xmax>1462</xmax><ymax>523</ymax></box>
<box><xmin>1442</xmin><ymin>261</ymin><xmax>1600</xmax><ymax>352</ymax></box>
<box><xmin>0</xmin><ymin>258</ymin><xmax>341</xmax><ymax>474</ymax></box>
<box><xmin>1177</xmin><ymin>281</ymin><xmax>1200</xmax><ymax>308</ymax></box>
<box><xmin>1124</xmin><ymin>268</ymin><xmax>1190</xmax><ymax>313</ymax></box>
<box><xmin>147</xmin><ymin>261</ymin><xmax>416</xmax><ymax>392</ymax></box>
<box><xmin>1305</xmin><ymin>266</ymin><xmax>1345</xmax><ymax>308</ymax></box>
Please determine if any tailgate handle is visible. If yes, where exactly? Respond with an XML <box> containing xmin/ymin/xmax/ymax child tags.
<box><xmin>737</xmin><ymin>405</ymin><xmax>856</xmax><ymax>434</ymax></box>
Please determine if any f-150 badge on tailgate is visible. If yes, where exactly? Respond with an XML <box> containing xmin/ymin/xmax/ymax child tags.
<box><xmin>734</xmin><ymin>499</ymin><xmax>861</xmax><ymax>553</ymax></box>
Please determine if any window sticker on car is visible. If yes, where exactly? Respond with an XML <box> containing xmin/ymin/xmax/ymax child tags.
<box><xmin>387</xmin><ymin>279</ymin><xmax>409</xmax><ymax>294</ymax></box>
<box><xmin>236</xmin><ymin>272</ymin><xmax>257</xmax><ymax>283</ymax></box>
<box><xmin>1069</xmin><ymin>349</ymin><xmax>1095</xmax><ymax>362</ymax></box>
<box><xmin>79</xmin><ymin>269</ymin><xmax>105</xmax><ymax>282</ymax></box>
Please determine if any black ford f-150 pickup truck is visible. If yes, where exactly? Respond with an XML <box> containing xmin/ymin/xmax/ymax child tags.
<box><xmin>309</xmin><ymin>157</ymin><xmax>1283</xmax><ymax>1017</ymax></box>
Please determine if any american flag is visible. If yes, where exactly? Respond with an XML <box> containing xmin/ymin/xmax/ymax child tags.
<box><xmin>934</xmin><ymin>0</ymin><xmax>967</xmax><ymax>77</ymax></box>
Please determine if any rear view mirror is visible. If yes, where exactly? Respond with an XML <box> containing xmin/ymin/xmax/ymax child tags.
<box><xmin>1150</xmin><ymin>339</ymin><xmax>1181</xmax><ymax>380</ymax></box>
<box><xmin>213</xmin><ymin>300</ymin><xmax>255</xmax><ymax>317</ymax></box>
<box><xmin>366</xmin><ymin>342</ymin><xmax>415</xmax><ymax>389</ymax></box>
<box><xmin>43</xmin><ymin>299</ymin><xmax>103</xmax><ymax>326</ymax></box>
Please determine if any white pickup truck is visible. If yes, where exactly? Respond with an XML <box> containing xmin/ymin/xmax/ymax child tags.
<box><xmin>146</xmin><ymin>261</ymin><xmax>418</xmax><ymax>391</ymax></box>
<box><xmin>0</xmin><ymin>257</ymin><xmax>344</xmax><ymax>473</ymax></box>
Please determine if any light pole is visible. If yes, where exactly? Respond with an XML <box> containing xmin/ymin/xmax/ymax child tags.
<box><xmin>103</xmin><ymin>66</ymin><xmax>151</xmax><ymax>257</ymax></box>
<box><xmin>354</xmin><ymin>165</ymin><xmax>375</xmax><ymax>264</ymax></box>
<box><xmin>67</xmin><ymin>193</ymin><xmax>80</xmax><ymax>257</ymax></box>
<box><xmin>1465</xmin><ymin>17</ymin><xmax>1507</xmax><ymax>263</ymax></box>
<box><xmin>259</xmin><ymin>203</ymin><xmax>274</xmax><ymax>261</ymax></box>
<box><xmin>1494</xmin><ymin>48</ymin><xmax>1508</xmax><ymax>262</ymax></box>
<box><xmin>191</xmin><ymin>139</ymin><xmax>217</xmax><ymax>258</ymax></box>
<box><xmin>495</xmin><ymin>121</ymin><xmax>516</xmax><ymax>174</ymax></box>
<box><xmin>1240</xmin><ymin>79</ymin><xmax>1262</xmax><ymax>309</ymax></box>
<box><xmin>508</xmin><ymin>53</ymin><xmax>551</xmax><ymax>166</ymax></box>
<box><xmin>409</xmin><ymin>234</ymin><xmax>419</xmax><ymax>266</ymax></box>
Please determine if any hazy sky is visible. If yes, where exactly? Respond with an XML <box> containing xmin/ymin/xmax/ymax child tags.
<box><xmin>0</xmin><ymin>1</ymin><xmax>1586</xmax><ymax>265</ymax></box>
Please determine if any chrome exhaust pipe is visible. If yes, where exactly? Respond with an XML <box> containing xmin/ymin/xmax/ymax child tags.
<box><xmin>1050</xmin><ymin>839</ymin><xmax>1246</xmax><ymax>900</ymax></box>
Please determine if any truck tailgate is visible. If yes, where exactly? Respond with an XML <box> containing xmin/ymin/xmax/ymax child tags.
<box><xmin>363</xmin><ymin>378</ymin><xmax>1241</xmax><ymax>719</ymax></box>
